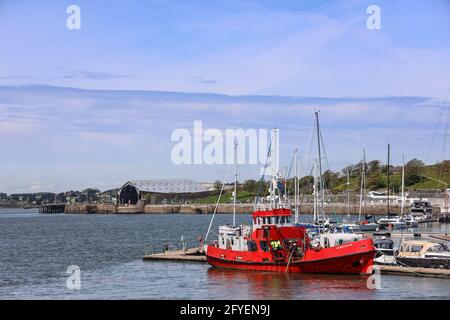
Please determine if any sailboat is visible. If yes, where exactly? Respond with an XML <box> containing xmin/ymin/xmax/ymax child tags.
<box><xmin>377</xmin><ymin>144</ymin><xmax>406</xmax><ymax>230</ymax></box>
<box><xmin>204</xmin><ymin>128</ymin><xmax>376</xmax><ymax>274</ymax></box>
<box><xmin>439</xmin><ymin>188</ymin><xmax>450</xmax><ymax>223</ymax></box>
<box><xmin>400</xmin><ymin>156</ymin><xmax>419</xmax><ymax>228</ymax></box>
<box><xmin>358</xmin><ymin>149</ymin><xmax>379</xmax><ymax>231</ymax></box>
<box><xmin>338</xmin><ymin>169</ymin><xmax>361</xmax><ymax>232</ymax></box>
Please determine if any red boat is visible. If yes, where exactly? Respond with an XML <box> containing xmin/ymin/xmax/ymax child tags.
<box><xmin>205</xmin><ymin>208</ymin><xmax>375</xmax><ymax>274</ymax></box>
<box><xmin>206</xmin><ymin>128</ymin><xmax>375</xmax><ymax>274</ymax></box>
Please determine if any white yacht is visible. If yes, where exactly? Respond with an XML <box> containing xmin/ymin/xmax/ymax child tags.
<box><xmin>377</xmin><ymin>216</ymin><xmax>406</xmax><ymax>229</ymax></box>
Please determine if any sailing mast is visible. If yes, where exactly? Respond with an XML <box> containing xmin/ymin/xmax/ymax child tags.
<box><xmin>387</xmin><ymin>144</ymin><xmax>391</xmax><ymax>217</ymax></box>
<box><xmin>233</xmin><ymin>138</ymin><xmax>238</xmax><ymax>226</ymax></box>
<box><xmin>346</xmin><ymin>169</ymin><xmax>350</xmax><ymax>219</ymax></box>
<box><xmin>358</xmin><ymin>149</ymin><xmax>366</xmax><ymax>222</ymax></box>
<box><xmin>313</xmin><ymin>160</ymin><xmax>318</xmax><ymax>223</ymax></box>
<box><xmin>315</xmin><ymin>112</ymin><xmax>325</xmax><ymax>220</ymax></box>
<box><xmin>401</xmin><ymin>155</ymin><xmax>405</xmax><ymax>217</ymax></box>
<box><xmin>294</xmin><ymin>149</ymin><xmax>299</xmax><ymax>224</ymax></box>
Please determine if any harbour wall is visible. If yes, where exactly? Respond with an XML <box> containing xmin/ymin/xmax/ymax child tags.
<box><xmin>51</xmin><ymin>203</ymin><xmax>443</xmax><ymax>215</ymax></box>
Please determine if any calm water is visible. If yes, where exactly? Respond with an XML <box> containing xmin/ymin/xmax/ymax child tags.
<box><xmin>0</xmin><ymin>208</ymin><xmax>449</xmax><ymax>299</ymax></box>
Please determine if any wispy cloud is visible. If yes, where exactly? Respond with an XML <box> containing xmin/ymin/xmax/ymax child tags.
<box><xmin>60</xmin><ymin>69</ymin><xmax>136</xmax><ymax>80</ymax></box>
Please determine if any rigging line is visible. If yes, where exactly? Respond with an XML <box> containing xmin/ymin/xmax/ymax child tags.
<box><xmin>318</xmin><ymin>125</ymin><xmax>334</xmax><ymax>209</ymax></box>
<box><xmin>204</xmin><ymin>164</ymin><xmax>232</xmax><ymax>243</ymax></box>
<box><xmin>425</xmin><ymin>87</ymin><xmax>450</xmax><ymax>164</ymax></box>
<box><xmin>254</xmin><ymin>142</ymin><xmax>272</xmax><ymax>207</ymax></box>
<box><xmin>439</xmin><ymin>98</ymin><xmax>450</xmax><ymax>181</ymax></box>
<box><xmin>305</xmin><ymin>119</ymin><xmax>316</xmax><ymax>176</ymax></box>
<box><xmin>286</xmin><ymin>150</ymin><xmax>297</xmax><ymax>196</ymax></box>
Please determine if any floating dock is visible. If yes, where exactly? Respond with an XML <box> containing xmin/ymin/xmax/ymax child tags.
<box><xmin>142</xmin><ymin>247</ymin><xmax>207</xmax><ymax>262</ymax></box>
<box><xmin>375</xmin><ymin>265</ymin><xmax>450</xmax><ymax>278</ymax></box>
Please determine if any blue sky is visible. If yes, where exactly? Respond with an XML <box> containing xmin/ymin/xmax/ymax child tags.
<box><xmin>0</xmin><ymin>0</ymin><xmax>449</xmax><ymax>193</ymax></box>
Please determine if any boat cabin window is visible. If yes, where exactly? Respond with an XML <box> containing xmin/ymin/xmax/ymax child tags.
<box><xmin>259</xmin><ymin>241</ymin><xmax>269</xmax><ymax>252</ymax></box>
<box><xmin>410</xmin><ymin>245</ymin><xmax>423</xmax><ymax>252</ymax></box>
<box><xmin>248</xmin><ymin>240</ymin><xmax>257</xmax><ymax>252</ymax></box>
<box><xmin>428</xmin><ymin>244</ymin><xmax>448</xmax><ymax>252</ymax></box>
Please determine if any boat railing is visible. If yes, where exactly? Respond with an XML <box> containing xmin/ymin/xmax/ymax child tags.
<box><xmin>254</xmin><ymin>203</ymin><xmax>291</xmax><ymax>212</ymax></box>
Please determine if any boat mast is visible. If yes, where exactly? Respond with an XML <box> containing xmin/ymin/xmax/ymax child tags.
<box><xmin>387</xmin><ymin>143</ymin><xmax>391</xmax><ymax>217</ymax></box>
<box><xmin>346</xmin><ymin>168</ymin><xmax>350</xmax><ymax>219</ymax></box>
<box><xmin>233</xmin><ymin>138</ymin><xmax>238</xmax><ymax>226</ymax></box>
<box><xmin>401</xmin><ymin>155</ymin><xmax>405</xmax><ymax>217</ymax></box>
<box><xmin>313</xmin><ymin>160</ymin><xmax>318</xmax><ymax>223</ymax></box>
<box><xmin>315</xmin><ymin>112</ymin><xmax>324</xmax><ymax>220</ymax></box>
<box><xmin>294</xmin><ymin>149</ymin><xmax>299</xmax><ymax>223</ymax></box>
<box><xmin>358</xmin><ymin>149</ymin><xmax>366</xmax><ymax>222</ymax></box>
<box><xmin>270</xmin><ymin>128</ymin><xmax>279</xmax><ymax>208</ymax></box>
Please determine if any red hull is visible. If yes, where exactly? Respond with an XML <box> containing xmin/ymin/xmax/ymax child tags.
<box><xmin>206</xmin><ymin>239</ymin><xmax>375</xmax><ymax>274</ymax></box>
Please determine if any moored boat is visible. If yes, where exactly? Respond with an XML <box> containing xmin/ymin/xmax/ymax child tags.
<box><xmin>394</xmin><ymin>240</ymin><xmax>450</xmax><ymax>269</ymax></box>
<box><xmin>205</xmin><ymin>128</ymin><xmax>375</xmax><ymax>274</ymax></box>
<box><xmin>377</xmin><ymin>216</ymin><xmax>406</xmax><ymax>229</ymax></box>
<box><xmin>205</xmin><ymin>208</ymin><xmax>375</xmax><ymax>274</ymax></box>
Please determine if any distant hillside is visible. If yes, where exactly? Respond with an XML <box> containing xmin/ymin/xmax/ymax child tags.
<box><xmin>329</xmin><ymin>160</ymin><xmax>449</xmax><ymax>193</ymax></box>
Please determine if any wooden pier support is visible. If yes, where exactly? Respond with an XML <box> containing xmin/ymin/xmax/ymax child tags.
<box><xmin>39</xmin><ymin>204</ymin><xmax>66</xmax><ymax>214</ymax></box>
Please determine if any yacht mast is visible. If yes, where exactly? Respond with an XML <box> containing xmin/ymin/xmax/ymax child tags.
<box><xmin>313</xmin><ymin>160</ymin><xmax>318</xmax><ymax>223</ymax></box>
<box><xmin>401</xmin><ymin>155</ymin><xmax>405</xmax><ymax>217</ymax></box>
<box><xmin>346</xmin><ymin>169</ymin><xmax>350</xmax><ymax>219</ymax></box>
<box><xmin>294</xmin><ymin>149</ymin><xmax>299</xmax><ymax>224</ymax></box>
<box><xmin>387</xmin><ymin>144</ymin><xmax>391</xmax><ymax>217</ymax></box>
<box><xmin>233</xmin><ymin>138</ymin><xmax>238</xmax><ymax>226</ymax></box>
<box><xmin>270</xmin><ymin>128</ymin><xmax>279</xmax><ymax>208</ymax></box>
<box><xmin>315</xmin><ymin>112</ymin><xmax>324</xmax><ymax>220</ymax></box>
<box><xmin>358</xmin><ymin>149</ymin><xmax>366</xmax><ymax>222</ymax></box>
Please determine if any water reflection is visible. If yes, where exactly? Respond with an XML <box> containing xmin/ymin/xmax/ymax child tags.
<box><xmin>207</xmin><ymin>268</ymin><xmax>374</xmax><ymax>300</ymax></box>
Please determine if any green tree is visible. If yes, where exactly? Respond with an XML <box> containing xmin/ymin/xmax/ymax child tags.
<box><xmin>213</xmin><ymin>180</ymin><xmax>222</xmax><ymax>190</ymax></box>
<box><xmin>367</xmin><ymin>172</ymin><xmax>386</xmax><ymax>190</ymax></box>
<box><xmin>405</xmin><ymin>159</ymin><xmax>425</xmax><ymax>186</ymax></box>
<box><xmin>244</xmin><ymin>179</ymin><xmax>258</xmax><ymax>195</ymax></box>
<box><xmin>368</xmin><ymin>160</ymin><xmax>381</xmax><ymax>174</ymax></box>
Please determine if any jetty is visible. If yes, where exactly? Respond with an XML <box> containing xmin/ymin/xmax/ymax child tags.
<box><xmin>376</xmin><ymin>265</ymin><xmax>450</xmax><ymax>278</ymax></box>
<box><xmin>39</xmin><ymin>204</ymin><xmax>66</xmax><ymax>214</ymax></box>
<box><xmin>142</xmin><ymin>247</ymin><xmax>206</xmax><ymax>262</ymax></box>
